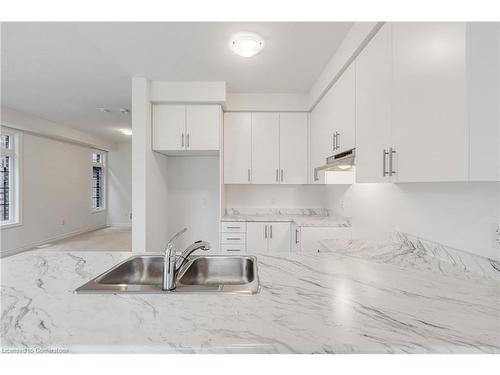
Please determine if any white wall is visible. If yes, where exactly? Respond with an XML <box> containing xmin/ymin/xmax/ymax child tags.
<box><xmin>107</xmin><ymin>141</ymin><xmax>132</xmax><ymax>227</ymax></box>
<box><xmin>132</xmin><ymin>78</ymin><xmax>171</xmax><ymax>253</ymax></box>
<box><xmin>324</xmin><ymin>182</ymin><xmax>500</xmax><ymax>260</ymax></box>
<box><xmin>166</xmin><ymin>157</ymin><xmax>220</xmax><ymax>251</ymax></box>
<box><xmin>1</xmin><ymin>131</ymin><xmax>107</xmax><ymax>255</ymax></box>
<box><xmin>225</xmin><ymin>185</ymin><xmax>326</xmax><ymax>209</ymax></box>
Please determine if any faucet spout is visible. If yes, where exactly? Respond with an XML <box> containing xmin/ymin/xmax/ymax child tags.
<box><xmin>175</xmin><ymin>240</ymin><xmax>211</xmax><ymax>270</ymax></box>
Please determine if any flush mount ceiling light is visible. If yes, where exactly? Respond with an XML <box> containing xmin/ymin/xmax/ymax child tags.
<box><xmin>230</xmin><ymin>32</ymin><xmax>264</xmax><ymax>57</ymax></box>
<box><xmin>120</xmin><ymin>129</ymin><xmax>132</xmax><ymax>136</ymax></box>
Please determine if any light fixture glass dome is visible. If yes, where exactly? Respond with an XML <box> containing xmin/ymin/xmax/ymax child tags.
<box><xmin>230</xmin><ymin>32</ymin><xmax>264</xmax><ymax>57</ymax></box>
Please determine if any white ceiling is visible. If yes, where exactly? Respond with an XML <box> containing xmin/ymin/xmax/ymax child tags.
<box><xmin>1</xmin><ymin>22</ymin><xmax>352</xmax><ymax>142</ymax></box>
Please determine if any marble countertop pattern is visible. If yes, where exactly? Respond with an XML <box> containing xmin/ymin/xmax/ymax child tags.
<box><xmin>1</xmin><ymin>246</ymin><xmax>499</xmax><ymax>353</ymax></box>
<box><xmin>221</xmin><ymin>208</ymin><xmax>351</xmax><ymax>227</ymax></box>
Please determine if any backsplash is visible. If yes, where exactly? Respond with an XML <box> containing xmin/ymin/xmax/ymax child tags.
<box><xmin>225</xmin><ymin>207</ymin><xmax>330</xmax><ymax>217</ymax></box>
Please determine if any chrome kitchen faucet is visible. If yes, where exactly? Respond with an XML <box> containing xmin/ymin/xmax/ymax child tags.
<box><xmin>162</xmin><ymin>228</ymin><xmax>211</xmax><ymax>291</ymax></box>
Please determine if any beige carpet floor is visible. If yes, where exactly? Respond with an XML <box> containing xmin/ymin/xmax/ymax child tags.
<box><xmin>34</xmin><ymin>227</ymin><xmax>132</xmax><ymax>252</ymax></box>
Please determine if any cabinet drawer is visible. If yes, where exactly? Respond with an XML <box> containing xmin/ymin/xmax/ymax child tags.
<box><xmin>221</xmin><ymin>232</ymin><xmax>246</xmax><ymax>244</ymax></box>
<box><xmin>220</xmin><ymin>244</ymin><xmax>246</xmax><ymax>253</ymax></box>
<box><xmin>221</xmin><ymin>221</ymin><xmax>247</xmax><ymax>233</ymax></box>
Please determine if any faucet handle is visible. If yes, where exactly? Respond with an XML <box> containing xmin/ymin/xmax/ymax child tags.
<box><xmin>167</xmin><ymin>228</ymin><xmax>187</xmax><ymax>246</ymax></box>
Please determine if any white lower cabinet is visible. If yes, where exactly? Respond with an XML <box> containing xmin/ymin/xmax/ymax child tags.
<box><xmin>220</xmin><ymin>244</ymin><xmax>246</xmax><ymax>254</ymax></box>
<box><xmin>246</xmin><ymin>222</ymin><xmax>291</xmax><ymax>253</ymax></box>
<box><xmin>299</xmin><ymin>227</ymin><xmax>352</xmax><ymax>252</ymax></box>
<box><xmin>221</xmin><ymin>221</ymin><xmax>351</xmax><ymax>253</ymax></box>
<box><xmin>219</xmin><ymin>221</ymin><xmax>246</xmax><ymax>254</ymax></box>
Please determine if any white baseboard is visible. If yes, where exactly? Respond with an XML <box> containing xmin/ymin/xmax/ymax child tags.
<box><xmin>107</xmin><ymin>222</ymin><xmax>132</xmax><ymax>228</ymax></box>
<box><xmin>0</xmin><ymin>224</ymin><xmax>107</xmax><ymax>258</ymax></box>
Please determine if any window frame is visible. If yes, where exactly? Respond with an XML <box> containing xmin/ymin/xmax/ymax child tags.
<box><xmin>91</xmin><ymin>150</ymin><xmax>107</xmax><ymax>213</ymax></box>
<box><xmin>0</xmin><ymin>127</ymin><xmax>23</xmax><ymax>229</ymax></box>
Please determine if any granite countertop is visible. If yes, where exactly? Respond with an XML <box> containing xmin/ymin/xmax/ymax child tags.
<box><xmin>1</xmin><ymin>241</ymin><xmax>499</xmax><ymax>353</ymax></box>
<box><xmin>221</xmin><ymin>208</ymin><xmax>351</xmax><ymax>227</ymax></box>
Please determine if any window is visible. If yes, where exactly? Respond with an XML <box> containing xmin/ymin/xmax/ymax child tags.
<box><xmin>1</xmin><ymin>128</ymin><xmax>21</xmax><ymax>226</ymax></box>
<box><xmin>91</xmin><ymin>151</ymin><xmax>106</xmax><ymax>211</ymax></box>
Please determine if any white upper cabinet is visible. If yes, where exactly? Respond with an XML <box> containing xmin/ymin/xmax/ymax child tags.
<box><xmin>251</xmin><ymin>113</ymin><xmax>280</xmax><ymax>184</ymax></box>
<box><xmin>331</xmin><ymin>63</ymin><xmax>356</xmax><ymax>154</ymax></box>
<box><xmin>223</xmin><ymin>111</ymin><xmax>309</xmax><ymax>185</ymax></box>
<box><xmin>223</xmin><ymin>112</ymin><xmax>252</xmax><ymax>184</ymax></box>
<box><xmin>309</xmin><ymin>84</ymin><xmax>337</xmax><ymax>184</ymax></box>
<box><xmin>354</xmin><ymin>22</ymin><xmax>499</xmax><ymax>183</ymax></box>
<box><xmin>309</xmin><ymin>64</ymin><xmax>356</xmax><ymax>184</ymax></box>
<box><xmin>186</xmin><ymin>105</ymin><xmax>220</xmax><ymax>151</ymax></box>
<box><xmin>152</xmin><ymin>105</ymin><xmax>186</xmax><ymax>151</ymax></box>
<box><xmin>467</xmin><ymin>23</ymin><xmax>499</xmax><ymax>181</ymax></box>
<box><xmin>279</xmin><ymin>113</ymin><xmax>308</xmax><ymax>184</ymax></box>
<box><xmin>355</xmin><ymin>23</ymin><xmax>393</xmax><ymax>183</ymax></box>
<box><xmin>392</xmin><ymin>23</ymin><xmax>468</xmax><ymax>182</ymax></box>
<box><xmin>152</xmin><ymin>104</ymin><xmax>221</xmax><ymax>154</ymax></box>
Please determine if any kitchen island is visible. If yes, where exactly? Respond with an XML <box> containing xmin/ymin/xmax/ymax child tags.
<box><xmin>1</xmin><ymin>242</ymin><xmax>499</xmax><ymax>353</ymax></box>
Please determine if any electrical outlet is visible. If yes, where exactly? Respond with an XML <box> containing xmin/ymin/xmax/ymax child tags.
<box><xmin>494</xmin><ymin>223</ymin><xmax>500</xmax><ymax>249</ymax></box>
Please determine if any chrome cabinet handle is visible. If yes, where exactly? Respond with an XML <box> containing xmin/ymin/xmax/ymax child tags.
<box><xmin>332</xmin><ymin>133</ymin><xmax>336</xmax><ymax>151</ymax></box>
<box><xmin>226</xmin><ymin>237</ymin><xmax>241</xmax><ymax>241</ymax></box>
<box><xmin>295</xmin><ymin>229</ymin><xmax>299</xmax><ymax>244</ymax></box>
<box><xmin>389</xmin><ymin>148</ymin><xmax>396</xmax><ymax>176</ymax></box>
<box><xmin>383</xmin><ymin>149</ymin><xmax>389</xmax><ymax>176</ymax></box>
<box><xmin>226</xmin><ymin>226</ymin><xmax>241</xmax><ymax>229</ymax></box>
<box><xmin>280</xmin><ymin>169</ymin><xmax>283</xmax><ymax>182</ymax></box>
<box><xmin>248</xmin><ymin>169</ymin><xmax>251</xmax><ymax>182</ymax></box>
<box><xmin>335</xmin><ymin>132</ymin><xmax>340</xmax><ymax>150</ymax></box>
<box><xmin>270</xmin><ymin>225</ymin><xmax>273</xmax><ymax>239</ymax></box>
<box><xmin>276</xmin><ymin>169</ymin><xmax>279</xmax><ymax>182</ymax></box>
<box><xmin>186</xmin><ymin>133</ymin><xmax>190</xmax><ymax>148</ymax></box>
<box><xmin>226</xmin><ymin>249</ymin><xmax>241</xmax><ymax>252</ymax></box>
<box><xmin>181</xmin><ymin>133</ymin><xmax>185</xmax><ymax>147</ymax></box>
<box><xmin>264</xmin><ymin>225</ymin><xmax>268</xmax><ymax>239</ymax></box>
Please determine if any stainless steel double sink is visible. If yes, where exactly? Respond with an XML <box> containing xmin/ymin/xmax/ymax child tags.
<box><xmin>75</xmin><ymin>255</ymin><xmax>260</xmax><ymax>294</ymax></box>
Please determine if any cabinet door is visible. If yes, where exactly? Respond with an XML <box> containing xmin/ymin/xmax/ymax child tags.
<box><xmin>332</xmin><ymin>64</ymin><xmax>356</xmax><ymax>154</ymax></box>
<box><xmin>152</xmin><ymin>105</ymin><xmax>186</xmax><ymax>151</ymax></box>
<box><xmin>246</xmin><ymin>222</ymin><xmax>269</xmax><ymax>252</ymax></box>
<box><xmin>186</xmin><ymin>105</ymin><xmax>220</xmax><ymax>151</ymax></box>
<box><xmin>223</xmin><ymin>113</ymin><xmax>252</xmax><ymax>184</ymax></box>
<box><xmin>355</xmin><ymin>23</ymin><xmax>393</xmax><ymax>183</ymax></box>
<box><xmin>251</xmin><ymin>113</ymin><xmax>280</xmax><ymax>184</ymax></box>
<box><xmin>309</xmin><ymin>93</ymin><xmax>333</xmax><ymax>184</ymax></box>
<box><xmin>279</xmin><ymin>113</ymin><xmax>308</xmax><ymax>184</ymax></box>
<box><xmin>267</xmin><ymin>223</ymin><xmax>291</xmax><ymax>252</ymax></box>
<box><xmin>392</xmin><ymin>23</ymin><xmax>468</xmax><ymax>182</ymax></box>
<box><xmin>467</xmin><ymin>23</ymin><xmax>500</xmax><ymax>181</ymax></box>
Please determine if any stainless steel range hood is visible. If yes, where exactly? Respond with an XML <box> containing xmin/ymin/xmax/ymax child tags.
<box><xmin>314</xmin><ymin>148</ymin><xmax>355</xmax><ymax>181</ymax></box>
